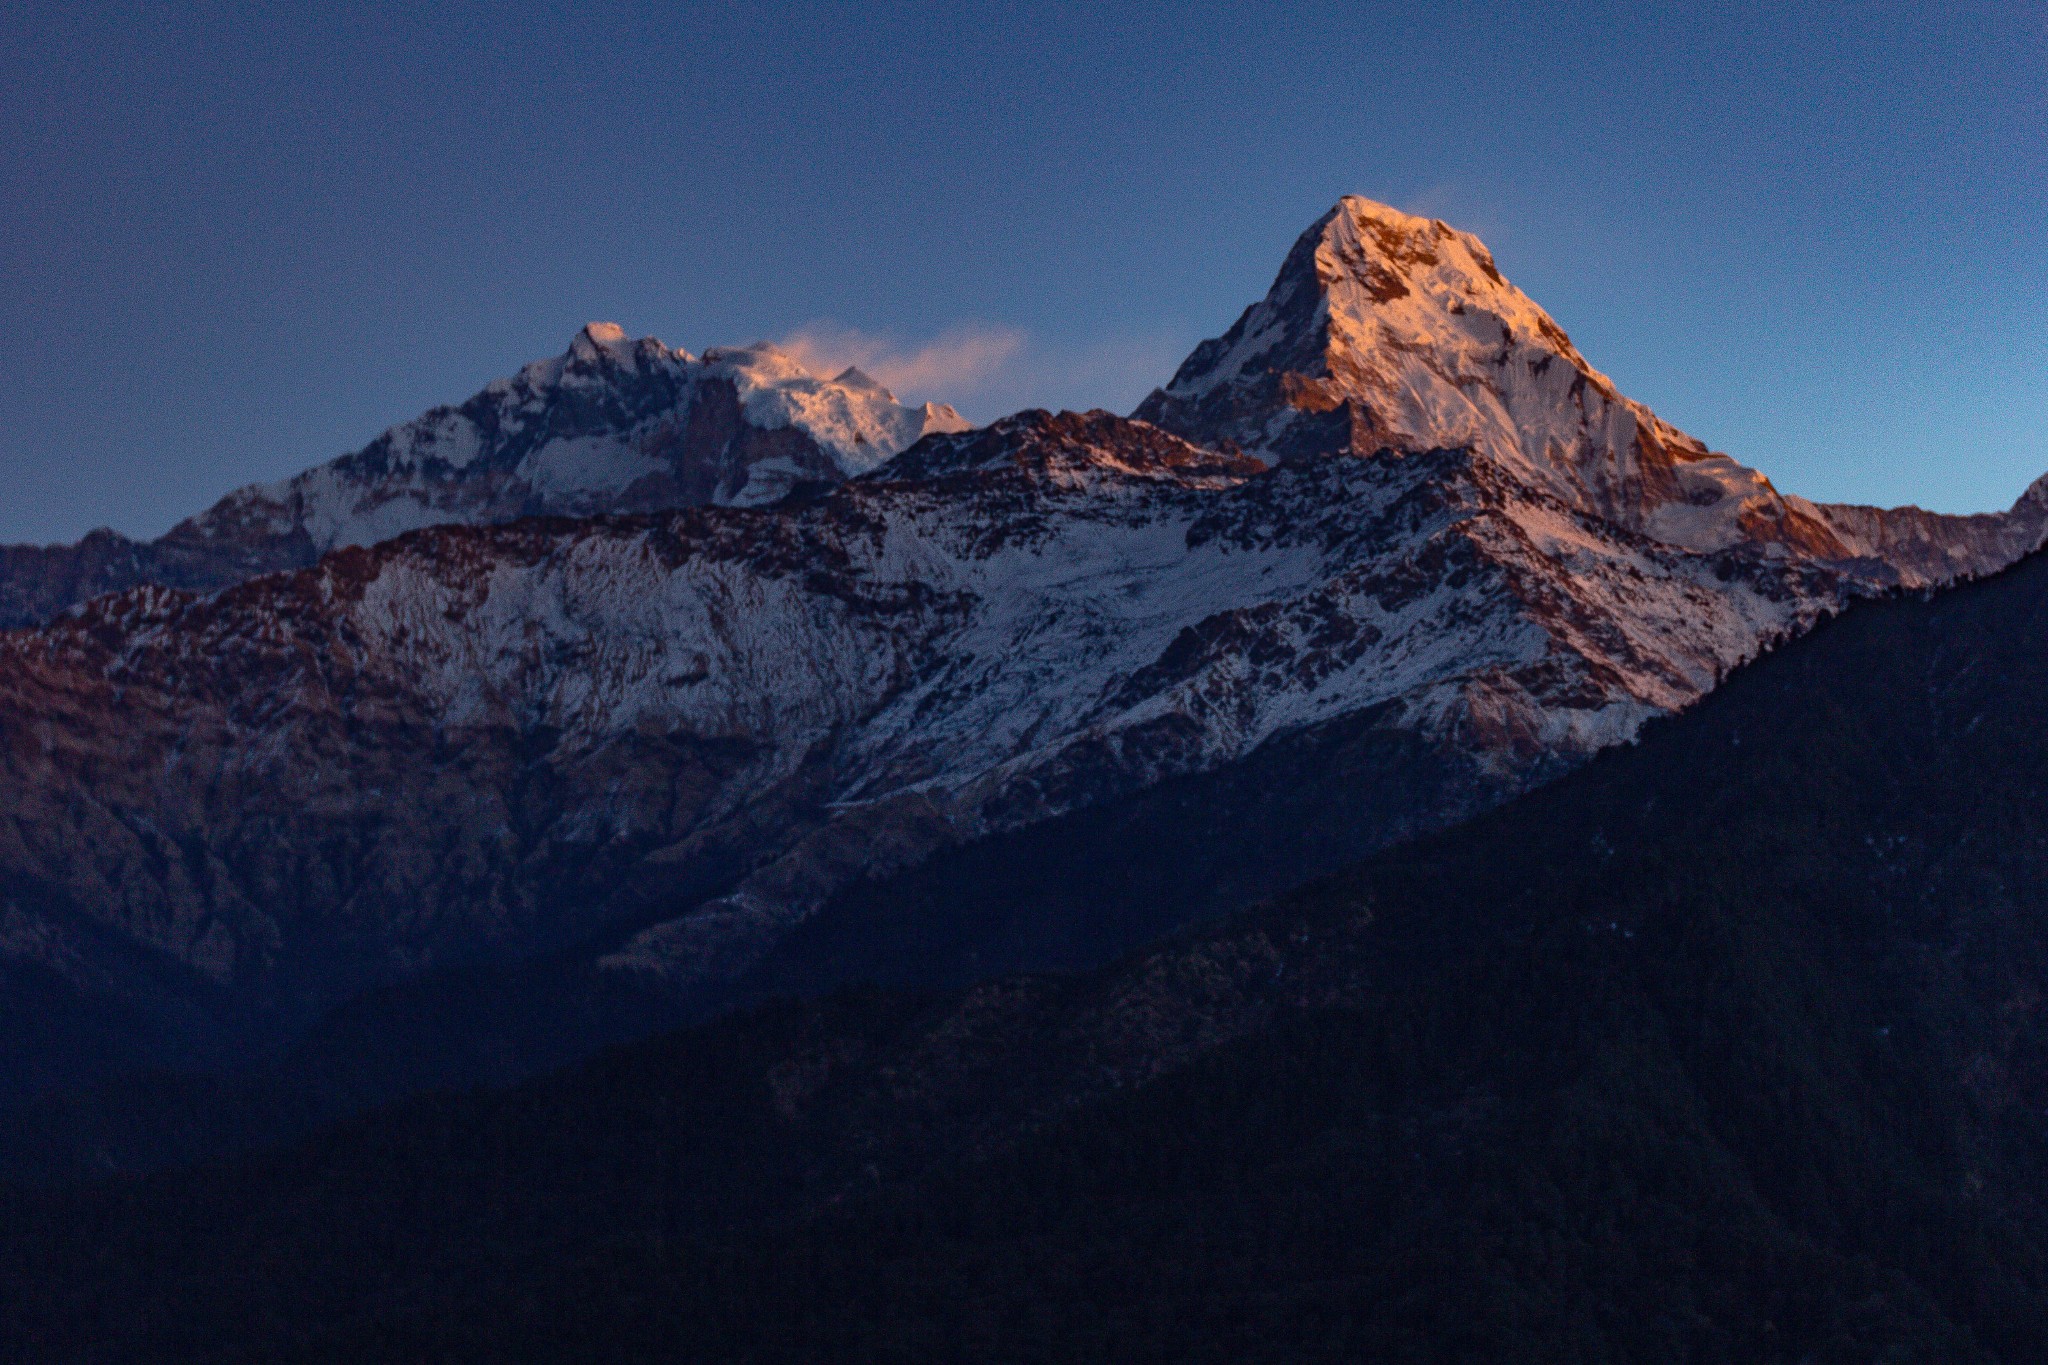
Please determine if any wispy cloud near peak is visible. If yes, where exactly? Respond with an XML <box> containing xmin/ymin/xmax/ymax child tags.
<box><xmin>778</xmin><ymin>323</ymin><xmax>1026</xmax><ymax>403</ymax></box>
<box><xmin>775</xmin><ymin>320</ymin><xmax>1188</xmax><ymax>423</ymax></box>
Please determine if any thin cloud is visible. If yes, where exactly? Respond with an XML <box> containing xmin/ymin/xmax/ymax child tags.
<box><xmin>779</xmin><ymin>321</ymin><xmax>1188</xmax><ymax>422</ymax></box>
<box><xmin>779</xmin><ymin>323</ymin><xmax>1026</xmax><ymax>401</ymax></box>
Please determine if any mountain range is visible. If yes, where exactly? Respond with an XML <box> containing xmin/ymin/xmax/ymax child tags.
<box><xmin>2</xmin><ymin>196</ymin><xmax>2045</xmax><ymax>1177</ymax></box>
<box><xmin>8</xmin><ymin>429</ymin><xmax>2048</xmax><ymax>1364</ymax></box>
<box><xmin>0</xmin><ymin>326</ymin><xmax>965</xmax><ymax>630</ymax></box>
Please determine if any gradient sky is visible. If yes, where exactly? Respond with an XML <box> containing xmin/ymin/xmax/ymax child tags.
<box><xmin>3</xmin><ymin>0</ymin><xmax>2043</xmax><ymax>544</ymax></box>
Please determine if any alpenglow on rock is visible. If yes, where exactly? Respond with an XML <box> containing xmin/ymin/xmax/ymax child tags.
<box><xmin>0</xmin><ymin>323</ymin><xmax>967</xmax><ymax>629</ymax></box>
<box><xmin>1135</xmin><ymin>195</ymin><xmax>2048</xmax><ymax>581</ymax></box>
<box><xmin>2</xmin><ymin>198</ymin><xmax>2046</xmax><ymax>1104</ymax></box>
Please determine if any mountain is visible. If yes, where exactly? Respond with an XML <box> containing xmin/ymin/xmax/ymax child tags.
<box><xmin>9</xmin><ymin>524</ymin><xmax>2048</xmax><ymax>1364</ymax></box>
<box><xmin>1136</xmin><ymin>195</ymin><xmax>2048</xmax><ymax>580</ymax></box>
<box><xmin>1</xmin><ymin>197</ymin><xmax>2044</xmax><ymax>1124</ymax></box>
<box><xmin>0</xmin><ymin>323</ymin><xmax>966</xmax><ymax>629</ymax></box>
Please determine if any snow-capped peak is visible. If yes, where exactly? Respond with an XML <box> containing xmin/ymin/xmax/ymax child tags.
<box><xmin>151</xmin><ymin>325</ymin><xmax>971</xmax><ymax>566</ymax></box>
<box><xmin>1135</xmin><ymin>197</ymin><xmax>1839</xmax><ymax>557</ymax></box>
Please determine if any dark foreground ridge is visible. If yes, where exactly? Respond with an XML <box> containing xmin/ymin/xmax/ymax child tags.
<box><xmin>6</xmin><ymin>548</ymin><xmax>2048</xmax><ymax>1360</ymax></box>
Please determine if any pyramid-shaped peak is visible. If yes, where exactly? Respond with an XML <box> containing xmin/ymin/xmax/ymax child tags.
<box><xmin>1134</xmin><ymin>196</ymin><xmax>1734</xmax><ymax>543</ymax></box>
<box><xmin>1139</xmin><ymin>197</ymin><xmax>1600</xmax><ymax>439</ymax></box>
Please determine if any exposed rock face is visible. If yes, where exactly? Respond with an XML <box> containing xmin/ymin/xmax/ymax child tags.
<box><xmin>0</xmin><ymin>324</ymin><xmax>966</xmax><ymax>629</ymax></box>
<box><xmin>2</xmin><ymin>198</ymin><xmax>2045</xmax><ymax>1089</ymax></box>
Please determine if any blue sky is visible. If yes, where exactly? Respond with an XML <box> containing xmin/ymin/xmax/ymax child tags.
<box><xmin>3</xmin><ymin>0</ymin><xmax>2042</xmax><ymax>542</ymax></box>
